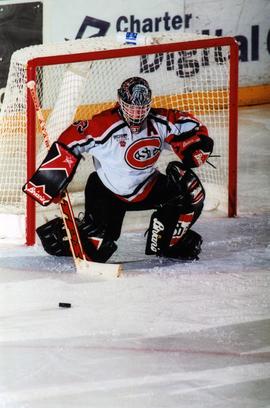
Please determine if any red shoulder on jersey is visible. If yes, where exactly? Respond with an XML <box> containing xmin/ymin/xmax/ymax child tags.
<box><xmin>88</xmin><ymin>105</ymin><xmax>122</xmax><ymax>138</ymax></box>
<box><xmin>58</xmin><ymin>105</ymin><xmax>122</xmax><ymax>146</ymax></box>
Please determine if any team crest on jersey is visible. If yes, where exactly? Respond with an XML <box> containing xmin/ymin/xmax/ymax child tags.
<box><xmin>72</xmin><ymin>120</ymin><xmax>89</xmax><ymax>134</ymax></box>
<box><xmin>113</xmin><ymin>133</ymin><xmax>128</xmax><ymax>147</ymax></box>
<box><xmin>125</xmin><ymin>137</ymin><xmax>161</xmax><ymax>169</ymax></box>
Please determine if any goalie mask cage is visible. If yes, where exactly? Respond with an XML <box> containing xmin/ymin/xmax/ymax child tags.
<box><xmin>0</xmin><ymin>33</ymin><xmax>238</xmax><ymax>245</ymax></box>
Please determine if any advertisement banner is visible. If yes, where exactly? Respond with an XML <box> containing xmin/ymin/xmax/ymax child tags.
<box><xmin>0</xmin><ymin>0</ymin><xmax>269</xmax><ymax>97</ymax></box>
<box><xmin>43</xmin><ymin>0</ymin><xmax>186</xmax><ymax>41</ymax></box>
<box><xmin>43</xmin><ymin>0</ymin><xmax>269</xmax><ymax>87</ymax></box>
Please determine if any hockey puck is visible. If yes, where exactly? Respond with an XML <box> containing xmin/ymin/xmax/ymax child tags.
<box><xmin>59</xmin><ymin>302</ymin><xmax>71</xmax><ymax>308</ymax></box>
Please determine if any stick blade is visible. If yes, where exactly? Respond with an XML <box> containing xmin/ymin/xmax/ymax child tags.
<box><xmin>75</xmin><ymin>259</ymin><xmax>122</xmax><ymax>280</ymax></box>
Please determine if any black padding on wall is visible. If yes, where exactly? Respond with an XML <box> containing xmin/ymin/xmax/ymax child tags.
<box><xmin>0</xmin><ymin>2</ymin><xmax>43</xmax><ymax>88</ymax></box>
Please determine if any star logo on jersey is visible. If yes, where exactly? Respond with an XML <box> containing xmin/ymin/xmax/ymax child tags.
<box><xmin>40</xmin><ymin>143</ymin><xmax>77</xmax><ymax>177</ymax></box>
<box><xmin>23</xmin><ymin>181</ymin><xmax>52</xmax><ymax>206</ymax></box>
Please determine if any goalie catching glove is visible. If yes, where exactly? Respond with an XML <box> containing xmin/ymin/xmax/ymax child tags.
<box><xmin>165</xmin><ymin>122</ymin><xmax>213</xmax><ymax>168</ymax></box>
<box><xmin>22</xmin><ymin>141</ymin><xmax>81</xmax><ymax>206</ymax></box>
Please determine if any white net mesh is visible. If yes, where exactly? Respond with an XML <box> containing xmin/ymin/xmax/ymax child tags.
<box><xmin>0</xmin><ymin>33</ymin><xmax>234</xmax><ymax>230</ymax></box>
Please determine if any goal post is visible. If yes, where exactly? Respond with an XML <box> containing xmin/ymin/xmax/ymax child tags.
<box><xmin>0</xmin><ymin>33</ymin><xmax>239</xmax><ymax>245</ymax></box>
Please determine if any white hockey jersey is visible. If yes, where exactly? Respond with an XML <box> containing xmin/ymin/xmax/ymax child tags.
<box><xmin>58</xmin><ymin>105</ymin><xmax>212</xmax><ymax>202</ymax></box>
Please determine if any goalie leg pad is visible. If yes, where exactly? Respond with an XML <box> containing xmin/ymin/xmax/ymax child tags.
<box><xmin>37</xmin><ymin>215</ymin><xmax>117</xmax><ymax>262</ymax></box>
<box><xmin>36</xmin><ymin>217</ymin><xmax>71</xmax><ymax>256</ymax></box>
<box><xmin>145</xmin><ymin>210</ymin><xmax>202</xmax><ymax>260</ymax></box>
<box><xmin>77</xmin><ymin>215</ymin><xmax>117</xmax><ymax>262</ymax></box>
<box><xmin>145</xmin><ymin>208</ymin><xmax>179</xmax><ymax>256</ymax></box>
<box><xmin>145</xmin><ymin>198</ymin><xmax>204</xmax><ymax>259</ymax></box>
<box><xmin>166</xmin><ymin>161</ymin><xmax>205</xmax><ymax>212</ymax></box>
<box><xmin>163</xmin><ymin>229</ymin><xmax>203</xmax><ymax>260</ymax></box>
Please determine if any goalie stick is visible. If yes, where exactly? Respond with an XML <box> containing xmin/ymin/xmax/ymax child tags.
<box><xmin>27</xmin><ymin>80</ymin><xmax>122</xmax><ymax>279</ymax></box>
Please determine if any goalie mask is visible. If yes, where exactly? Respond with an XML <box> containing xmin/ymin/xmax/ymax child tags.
<box><xmin>118</xmin><ymin>77</ymin><xmax>152</xmax><ymax>133</ymax></box>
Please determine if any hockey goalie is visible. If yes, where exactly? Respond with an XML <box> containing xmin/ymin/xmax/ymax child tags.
<box><xmin>23</xmin><ymin>76</ymin><xmax>213</xmax><ymax>263</ymax></box>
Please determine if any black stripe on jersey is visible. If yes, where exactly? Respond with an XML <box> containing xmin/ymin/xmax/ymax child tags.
<box><xmin>148</xmin><ymin>112</ymin><xmax>171</xmax><ymax>132</ymax></box>
<box><xmin>175</xmin><ymin>118</ymin><xmax>199</xmax><ymax>127</ymax></box>
<box><xmin>69</xmin><ymin>122</ymin><xmax>126</xmax><ymax>152</ymax></box>
<box><xmin>95</xmin><ymin>123</ymin><xmax>126</xmax><ymax>145</ymax></box>
<box><xmin>68</xmin><ymin>138</ymin><xmax>94</xmax><ymax>153</ymax></box>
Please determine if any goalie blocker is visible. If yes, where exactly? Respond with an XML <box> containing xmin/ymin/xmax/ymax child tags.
<box><xmin>23</xmin><ymin>141</ymin><xmax>81</xmax><ymax>206</ymax></box>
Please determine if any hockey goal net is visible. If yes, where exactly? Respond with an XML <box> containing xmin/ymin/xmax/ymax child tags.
<box><xmin>0</xmin><ymin>33</ymin><xmax>238</xmax><ymax>245</ymax></box>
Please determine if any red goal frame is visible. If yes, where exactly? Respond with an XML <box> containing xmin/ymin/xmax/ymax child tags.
<box><xmin>26</xmin><ymin>36</ymin><xmax>239</xmax><ymax>246</ymax></box>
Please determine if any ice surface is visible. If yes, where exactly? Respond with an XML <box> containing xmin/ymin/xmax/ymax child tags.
<box><xmin>0</xmin><ymin>105</ymin><xmax>270</xmax><ymax>408</ymax></box>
